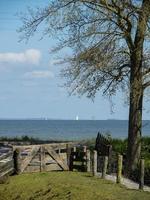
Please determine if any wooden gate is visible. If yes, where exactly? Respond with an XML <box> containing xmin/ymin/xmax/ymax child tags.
<box><xmin>13</xmin><ymin>143</ymin><xmax>72</xmax><ymax>173</ymax></box>
<box><xmin>70</xmin><ymin>146</ymin><xmax>88</xmax><ymax>172</ymax></box>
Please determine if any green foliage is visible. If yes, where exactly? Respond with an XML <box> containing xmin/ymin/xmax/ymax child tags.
<box><xmin>78</xmin><ymin>138</ymin><xmax>96</xmax><ymax>151</ymax></box>
<box><xmin>111</xmin><ymin>139</ymin><xmax>127</xmax><ymax>155</ymax></box>
<box><xmin>78</xmin><ymin>136</ymin><xmax>150</xmax><ymax>159</ymax></box>
<box><xmin>0</xmin><ymin>135</ymin><xmax>69</xmax><ymax>144</ymax></box>
<box><xmin>0</xmin><ymin>135</ymin><xmax>39</xmax><ymax>142</ymax></box>
<box><xmin>141</xmin><ymin>137</ymin><xmax>150</xmax><ymax>160</ymax></box>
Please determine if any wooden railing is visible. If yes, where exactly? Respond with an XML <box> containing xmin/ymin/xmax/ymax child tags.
<box><xmin>0</xmin><ymin>146</ymin><xmax>14</xmax><ymax>178</ymax></box>
<box><xmin>69</xmin><ymin>146</ymin><xmax>89</xmax><ymax>172</ymax></box>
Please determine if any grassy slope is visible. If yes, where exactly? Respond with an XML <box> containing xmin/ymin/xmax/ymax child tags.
<box><xmin>0</xmin><ymin>172</ymin><xmax>150</xmax><ymax>200</ymax></box>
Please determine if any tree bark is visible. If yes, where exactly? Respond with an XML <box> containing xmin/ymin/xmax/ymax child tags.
<box><xmin>125</xmin><ymin>0</ymin><xmax>150</xmax><ymax>176</ymax></box>
<box><xmin>126</xmin><ymin>55</ymin><xmax>143</xmax><ymax>176</ymax></box>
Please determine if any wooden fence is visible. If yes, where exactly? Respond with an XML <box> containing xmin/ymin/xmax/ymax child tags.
<box><xmin>13</xmin><ymin>143</ymin><xmax>73</xmax><ymax>174</ymax></box>
<box><xmin>0</xmin><ymin>143</ymin><xmax>91</xmax><ymax>177</ymax></box>
<box><xmin>0</xmin><ymin>141</ymin><xmax>147</xmax><ymax>191</ymax></box>
<box><xmin>0</xmin><ymin>146</ymin><xmax>14</xmax><ymax>178</ymax></box>
<box><xmin>0</xmin><ymin>143</ymin><xmax>74</xmax><ymax>178</ymax></box>
<box><xmin>92</xmin><ymin>150</ymin><xmax>146</xmax><ymax>190</ymax></box>
<box><xmin>69</xmin><ymin>146</ymin><xmax>90</xmax><ymax>172</ymax></box>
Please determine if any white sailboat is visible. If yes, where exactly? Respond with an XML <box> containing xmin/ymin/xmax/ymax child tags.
<box><xmin>76</xmin><ymin>115</ymin><xmax>79</xmax><ymax>120</ymax></box>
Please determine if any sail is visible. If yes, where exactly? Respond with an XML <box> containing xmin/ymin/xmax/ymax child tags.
<box><xmin>76</xmin><ymin>115</ymin><xmax>79</xmax><ymax>120</ymax></box>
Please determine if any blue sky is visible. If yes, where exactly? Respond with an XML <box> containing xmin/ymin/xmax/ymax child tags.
<box><xmin>0</xmin><ymin>0</ymin><xmax>149</xmax><ymax>120</ymax></box>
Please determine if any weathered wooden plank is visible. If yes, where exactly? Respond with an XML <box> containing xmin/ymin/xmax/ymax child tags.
<box><xmin>82</xmin><ymin>146</ymin><xmax>87</xmax><ymax>172</ymax></box>
<box><xmin>0</xmin><ymin>147</ymin><xmax>12</xmax><ymax>153</ymax></box>
<box><xmin>66</xmin><ymin>144</ymin><xmax>71</xmax><ymax>170</ymax></box>
<box><xmin>116</xmin><ymin>155</ymin><xmax>123</xmax><ymax>184</ymax></box>
<box><xmin>93</xmin><ymin>150</ymin><xmax>97</xmax><ymax>176</ymax></box>
<box><xmin>0</xmin><ymin>152</ymin><xmax>13</xmax><ymax>161</ymax></box>
<box><xmin>40</xmin><ymin>146</ymin><xmax>45</xmax><ymax>172</ymax></box>
<box><xmin>0</xmin><ymin>168</ymin><xmax>14</xmax><ymax>178</ymax></box>
<box><xmin>45</xmin><ymin>143</ymin><xmax>73</xmax><ymax>149</ymax></box>
<box><xmin>20</xmin><ymin>146</ymin><xmax>40</xmax><ymax>173</ymax></box>
<box><xmin>24</xmin><ymin>166</ymin><xmax>40</xmax><ymax>173</ymax></box>
<box><xmin>13</xmin><ymin>148</ymin><xmax>21</xmax><ymax>174</ymax></box>
<box><xmin>45</xmin><ymin>164</ymin><xmax>62</xmax><ymax>171</ymax></box>
<box><xmin>86</xmin><ymin>150</ymin><xmax>91</xmax><ymax>172</ymax></box>
<box><xmin>13</xmin><ymin>145</ymin><xmax>38</xmax><ymax>150</ymax></box>
<box><xmin>0</xmin><ymin>164</ymin><xmax>13</xmax><ymax>175</ymax></box>
<box><xmin>73</xmin><ymin>146</ymin><xmax>76</xmax><ymax>160</ymax></box>
<box><xmin>45</xmin><ymin>160</ymin><xmax>57</xmax><ymax>165</ymax></box>
<box><xmin>28</xmin><ymin>161</ymin><xmax>41</xmax><ymax>166</ymax></box>
<box><xmin>102</xmin><ymin>156</ymin><xmax>108</xmax><ymax>179</ymax></box>
<box><xmin>13</xmin><ymin>143</ymin><xmax>73</xmax><ymax>151</ymax></box>
<box><xmin>0</xmin><ymin>159</ymin><xmax>13</xmax><ymax>168</ymax></box>
<box><xmin>45</xmin><ymin>146</ymin><xmax>68</xmax><ymax>170</ymax></box>
<box><xmin>69</xmin><ymin>146</ymin><xmax>76</xmax><ymax>171</ymax></box>
<box><xmin>0</xmin><ymin>160</ymin><xmax>13</xmax><ymax>174</ymax></box>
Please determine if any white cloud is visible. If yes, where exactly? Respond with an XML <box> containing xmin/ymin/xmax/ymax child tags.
<box><xmin>49</xmin><ymin>59</ymin><xmax>62</xmax><ymax>66</ymax></box>
<box><xmin>0</xmin><ymin>49</ymin><xmax>41</xmax><ymax>65</ymax></box>
<box><xmin>24</xmin><ymin>70</ymin><xmax>54</xmax><ymax>79</ymax></box>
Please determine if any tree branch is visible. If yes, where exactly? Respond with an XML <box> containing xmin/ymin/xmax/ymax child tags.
<box><xmin>143</xmin><ymin>68</ymin><xmax>150</xmax><ymax>76</ymax></box>
<box><xmin>143</xmin><ymin>81</ymin><xmax>150</xmax><ymax>90</ymax></box>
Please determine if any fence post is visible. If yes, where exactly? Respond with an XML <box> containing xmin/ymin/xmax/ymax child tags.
<box><xmin>139</xmin><ymin>159</ymin><xmax>145</xmax><ymax>190</ymax></box>
<box><xmin>102</xmin><ymin>156</ymin><xmax>108</xmax><ymax>179</ymax></box>
<box><xmin>83</xmin><ymin>146</ymin><xmax>87</xmax><ymax>171</ymax></box>
<box><xmin>116</xmin><ymin>154</ymin><xmax>123</xmax><ymax>184</ymax></box>
<box><xmin>93</xmin><ymin>150</ymin><xmax>97</xmax><ymax>176</ymax></box>
<box><xmin>13</xmin><ymin>148</ymin><xmax>21</xmax><ymax>174</ymax></box>
<box><xmin>66</xmin><ymin>144</ymin><xmax>71</xmax><ymax>170</ymax></box>
<box><xmin>58</xmin><ymin>148</ymin><xmax>61</xmax><ymax>154</ymax></box>
<box><xmin>108</xmin><ymin>145</ymin><xmax>112</xmax><ymax>174</ymax></box>
<box><xmin>70</xmin><ymin>146</ymin><xmax>76</xmax><ymax>171</ymax></box>
<box><xmin>86</xmin><ymin>150</ymin><xmax>91</xmax><ymax>172</ymax></box>
<box><xmin>73</xmin><ymin>146</ymin><xmax>76</xmax><ymax>159</ymax></box>
<box><xmin>83</xmin><ymin>146</ymin><xmax>87</xmax><ymax>152</ymax></box>
<box><xmin>40</xmin><ymin>146</ymin><xmax>45</xmax><ymax>172</ymax></box>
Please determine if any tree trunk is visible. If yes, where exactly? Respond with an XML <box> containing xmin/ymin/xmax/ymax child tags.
<box><xmin>125</xmin><ymin>0</ymin><xmax>150</xmax><ymax>176</ymax></box>
<box><xmin>126</xmin><ymin>55</ymin><xmax>143</xmax><ymax>176</ymax></box>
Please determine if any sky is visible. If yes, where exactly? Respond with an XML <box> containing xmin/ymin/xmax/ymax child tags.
<box><xmin>0</xmin><ymin>0</ymin><xmax>149</xmax><ymax>120</ymax></box>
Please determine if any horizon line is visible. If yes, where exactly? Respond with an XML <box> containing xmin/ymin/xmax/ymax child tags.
<box><xmin>0</xmin><ymin>118</ymin><xmax>149</xmax><ymax>121</ymax></box>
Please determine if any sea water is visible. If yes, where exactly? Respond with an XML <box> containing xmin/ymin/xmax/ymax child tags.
<box><xmin>0</xmin><ymin>120</ymin><xmax>149</xmax><ymax>140</ymax></box>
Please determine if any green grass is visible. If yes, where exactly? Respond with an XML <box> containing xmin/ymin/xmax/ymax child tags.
<box><xmin>0</xmin><ymin>172</ymin><xmax>150</xmax><ymax>200</ymax></box>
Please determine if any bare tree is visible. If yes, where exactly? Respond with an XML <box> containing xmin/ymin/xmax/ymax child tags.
<box><xmin>19</xmin><ymin>0</ymin><xmax>150</xmax><ymax>176</ymax></box>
